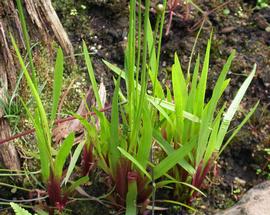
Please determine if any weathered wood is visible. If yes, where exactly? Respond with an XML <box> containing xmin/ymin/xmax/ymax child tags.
<box><xmin>0</xmin><ymin>0</ymin><xmax>75</xmax><ymax>169</ymax></box>
<box><xmin>0</xmin><ymin>1</ymin><xmax>23</xmax><ymax>170</ymax></box>
<box><xmin>0</xmin><ymin>120</ymin><xmax>20</xmax><ymax>170</ymax></box>
<box><xmin>24</xmin><ymin>0</ymin><xmax>75</xmax><ymax>63</ymax></box>
<box><xmin>0</xmin><ymin>20</ymin><xmax>20</xmax><ymax>170</ymax></box>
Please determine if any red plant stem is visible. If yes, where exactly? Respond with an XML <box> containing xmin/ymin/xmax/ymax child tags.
<box><xmin>188</xmin><ymin>0</ymin><xmax>232</xmax><ymax>32</ymax></box>
<box><xmin>0</xmin><ymin>101</ymin><xmax>126</xmax><ymax>145</ymax></box>
<box><xmin>192</xmin><ymin>159</ymin><xmax>203</xmax><ymax>187</ymax></box>
<box><xmin>82</xmin><ymin>144</ymin><xmax>94</xmax><ymax>176</ymax></box>
<box><xmin>196</xmin><ymin>159</ymin><xmax>212</xmax><ymax>189</ymax></box>
<box><xmin>190</xmin><ymin>157</ymin><xmax>215</xmax><ymax>202</ymax></box>
<box><xmin>0</xmin><ymin>128</ymin><xmax>35</xmax><ymax>145</ymax></box>
<box><xmin>206</xmin><ymin>0</ymin><xmax>232</xmax><ymax>16</ymax></box>
<box><xmin>115</xmin><ymin>159</ymin><xmax>131</xmax><ymax>206</ymax></box>
<box><xmin>190</xmin><ymin>160</ymin><xmax>203</xmax><ymax>202</ymax></box>
<box><xmin>166</xmin><ymin>11</ymin><xmax>174</xmax><ymax>35</ymax></box>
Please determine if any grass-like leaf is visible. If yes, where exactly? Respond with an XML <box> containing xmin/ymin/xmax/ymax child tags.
<box><xmin>11</xmin><ymin>35</ymin><xmax>51</xmax><ymax>152</ymax></box>
<box><xmin>66</xmin><ymin>176</ymin><xmax>89</xmax><ymax>194</ymax></box>
<box><xmin>64</xmin><ymin>140</ymin><xmax>85</xmax><ymax>185</ymax></box>
<box><xmin>15</xmin><ymin>0</ymin><xmax>37</xmax><ymax>87</ymax></box>
<box><xmin>117</xmin><ymin>147</ymin><xmax>151</xmax><ymax>180</ymax></box>
<box><xmin>126</xmin><ymin>179</ymin><xmax>138</xmax><ymax>215</ymax></box>
<box><xmin>172</xmin><ymin>53</ymin><xmax>188</xmax><ymax>143</ymax></box>
<box><xmin>136</xmin><ymin>106</ymin><xmax>152</xmax><ymax>169</ymax></box>
<box><xmin>153</xmin><ymin>139</ymin><xmax>196</xmax><ymax>180</ymax></box>
<box><xmin>51</xmin><ymin>48</ymin><xmax>64</xmax><ymax>123</ymax></box>
<box><xmin>55</xmin><ymin>132</ymin><xmax>75</xmax><ymax>179</ymax></box>
<box><xmin>109</xmin><ymin>76</ymin><xmax>121</xmax><ymax>176</ymax></box>
<box><xmin>219</xmin><ymin>100</ymin><xmax>259</xmax><ymax>154</ymax></box>
<box><xmin>216</xmin><ymin>64</ymin><xmax>256</xmax><ymax>150</ymax></box>
<box><xmin>153</xmin><ymin>129</ymin><xmax>195</xmax><ymax>175</ymax></box>
<box><xmin>83</xmin><ymin>41</ymin><xmax>102</xmax><ymax>109</ymax></box>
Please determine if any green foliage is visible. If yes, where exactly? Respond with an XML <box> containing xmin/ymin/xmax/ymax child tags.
<box><xmin>11</xmin><ymin>38</ymin><xmax>88</xmax><ymax>213</ymax></box>
<box><xmin>10</xmin><ymin>203</ymin><xmax>48</xmax><ymax>215</ymax></box>
<box><xmin>8</xmin><ymin>0</ymin><xmax>257</xmax><ymax>213</ymax></box>
<box><xmin>0</xmin><ymin>88</ymin><xmax>22</xmax><ymax>132</ymax></box>
<box><xmin>256</xmin><ymin>0</ymin><xmax>269</xmax><ymax>9</ymax></box>
<box><xmin>15</xmin><ymin>0</ymin><xmax>37</xmax><ymax>87</ymax></box>
<box><xmin>11</xmin><ymin>35</ymin><xmax>53</xmax><ymax>181</ymax></box>
<box><xmin>10</xmin><ymin>203</ymin><xmax>32</xmax><ymax>215</ymax></box>
<box><xmin>256</xmin><ymin>148</ymin><xmax>270</xmax><ymax>179</ymax></box>
<box><xmin>80</xmin><ymin>0</ymin><xmax>157</xmax><ymax>209</ymax></box>
<box><xmin>105</xmin><ymin>25</ymin><xmax>257</xmax><ymax>204</ymax></box>
<box><xmin>54</xmin><ymin>133</ymin><xmax>75</xmax><ymax>179</ymax></box>
<box><xmin>51</xmin><ymin>48</ymin><xmax>64</xmax><ymax>123</ymax></box>
<box><xmin>78</xmin><ymin>0</ymin><xmax>194</xmax><ymax>212</ymax></box>
<box><xmin>126</xmin><ymin>178</ymin><xmax>138</xmax><ymax>215</ymax></box>
<box><xmin>147</xmin><ymin>38</ymin><xmax>258</xmax><ymax>200</ymax></box>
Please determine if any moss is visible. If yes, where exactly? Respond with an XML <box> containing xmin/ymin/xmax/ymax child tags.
<box><xmin>52</xmin><ymin>0</ymin><xmax>94</xmax><ymax>37</ymax></box>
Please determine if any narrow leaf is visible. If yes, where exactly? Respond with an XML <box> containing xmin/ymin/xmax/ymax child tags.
<box><xmin>137</xmin><ymin>107</ymin><xmax>152</xmax><ymax>169</ymax></box>
<box><xmin>216</xmin><ymin>64</ymin><xmax>256</xmax><ymax>150</ymax></box>
<box><xmin>51</xmin><ymin>48</ymin><xmax>64</xmax><ymax>122</ymax></box>
<box><xmin>66</xmin><ymin>176</ymin><xmax>89</xmax><ymax>194</ymax></box>
<box><xmin>55</xmin><ymin>132</ymin><xmax>75</xmax><ymax>179</ymax></box>
<box><xmin>109</xmin><ymin>76</ymin><xmax>121</xmax><ymax>175</ymax></box>
<box><xmin>219</xmin><ymin>101</ymin><xmax>259</xmax><ymax>154</ymax></box>
<box><xmin>153</xmin><ymin>129</ymin><xmax>195</xmax><ymax>175</ymax></box>
<box><xmin>83</xmin><ymin>41</ymin><xmax>102</xmax><ymax>108</ymax></box>
<box><xmin>153</xmin><ymin>139</ymin><xmax>196</xmax><ymax>180</ymax></box>
<box><xmin>118</xmin><ymin>147</ymin><xmax>151</xmax><ymax>180</ymax></box>
<box><xmin>64</xmin><ymin>140</ymin><xmax>85</xmax><ymax>185</ymax></box>
<box><xmin>126</xmin><ymin>179</ymin><xmax>137</xmax><ymax>215</ymax></box>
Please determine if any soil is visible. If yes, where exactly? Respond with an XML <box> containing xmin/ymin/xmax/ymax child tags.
<box><xmin>1</xmin><ymin>0</ymin><xmax>269</xmax><ymax>214</ymax></box>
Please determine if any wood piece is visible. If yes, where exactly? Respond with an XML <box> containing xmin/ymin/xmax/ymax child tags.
<box><xmin>24</xmin><ymin>0</ymin><xmax>75</xmax><ymax>63</ymax></box>
<box><xmin>0</xmin><ymin>22</ymin><xmax>20</xmax><ymax>169</ymax></box>
<box><xmin>0</xmin><ymin>1</ymin><xmax>22</xmax><ymax>170</ymax></box>
<box><xmin>0</xmin><ymin>119</ymin><xmax>20</xmax><ymax>170</ymax></box>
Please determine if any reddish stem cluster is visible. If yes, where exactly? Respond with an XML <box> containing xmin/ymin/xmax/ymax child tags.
<box><xmin>82</xmin><ymin>144</ymin><xmax>94</xmax><ymax>176</ymax></box>
<box><xmin>47</xmin><ymin>171</ymin><xmax>68</xmax><ymax>215</ymax></box>
<box><xmin>166</xmin><ymin>0</ymin><xmax>183</xmax><ymax>35</ymax></box>
<box><xmin>113</xmin><ymin>158</ymin><xmax>151</xmax><ymax>207</ymax></box>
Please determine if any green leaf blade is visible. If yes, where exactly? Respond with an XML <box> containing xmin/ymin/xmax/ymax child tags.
<box><xmin>51</xmin><ymin>47</ymin><xmax>64</xmax><ymax>123</ymax></box>
<box><xmin>55</xmin><ymin>132</ymin><xmax>75</xmax><ymax>179</ymax></box>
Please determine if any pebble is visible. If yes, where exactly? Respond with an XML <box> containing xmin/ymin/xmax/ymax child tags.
<box><xmin>234</xmin><ymin>177</ymin><xmax>246</xmax><ymax>186</ymax></box>
<box><xmin>215</xmin><ymin>181</ymin><xmax>270</xmax><ymax>215</ymax></box>
<box><xmin>162</xmin><ymin>61</ymin><xmax>167</xmax><ymax>67</ymax></box>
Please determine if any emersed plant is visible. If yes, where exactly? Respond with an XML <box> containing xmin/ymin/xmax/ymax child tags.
<box><xmin>79</xmin><ymin>0</ymin><xmax>159</xmax><ymax>210</ymax></box>
<box><xmin>78</xmin><ymin>0</ymin><xmax>200</xmax><ymax>213</ymax></box>
<box><xmin>6</xmin><ymin>0</ymin><xmax>258</xmax><ymax>214</ymax></box>
<box><xmin>148</xmin><ymin>39</ymin><xmax>258</xmax><ymax>201</ymax></box>
<box><xmin>77</xmin><ymin>4</ymin><xmax>210</xmax><ymax>215</ymax></box>
<box><xmin>103</xmin><ymin>13</ymin><xmax>257</xmax><ymax>206</ymax></box>
<box><xmin>11</xmin><ymin>38</ymin><xmax>88</xmax><ymax>214</ymax></box>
